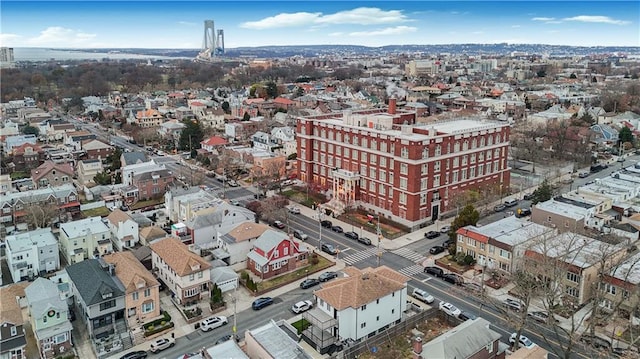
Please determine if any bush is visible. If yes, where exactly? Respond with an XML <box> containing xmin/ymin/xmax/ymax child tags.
<box><xmin>310</xmin><ymin>254</ymin><xmax>319</xmax><ymax>265</ymax></box>
<box><xmin>143</xmin><ymin>311</ymin><xmax>172</xmax><ymax>331</ymax></box>
<box><xmin>462</xmin><ymin>255</ymin><xmax>476</xmax><ymax>266</ymax></box>
<box><xmin>241</xmin><ymin>271</ymin><xmax>250</xmax><ymax>282</ymax></box>
<box><xmin>143</xmin><ymin>322</ymin><xmax>175</xmax><ymax>337</ymax></box>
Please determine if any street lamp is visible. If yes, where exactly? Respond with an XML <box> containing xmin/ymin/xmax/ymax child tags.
<box><xmin>376</xmin><ymin>215</ymin><xmax>383</xmax><ymax>267</ymax></box>
<box><xmin>317</xmin><ymin>204</ymin><xmax>324</xmax><ymax>251</ymax></box>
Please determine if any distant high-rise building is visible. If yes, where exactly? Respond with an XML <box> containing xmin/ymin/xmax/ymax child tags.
<box><xmin>0</xmin><ymin>47</ymin><xmax>15</xmax><ymax>68</ymax></box>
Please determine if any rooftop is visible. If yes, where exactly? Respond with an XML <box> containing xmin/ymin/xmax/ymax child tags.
<box><xmin>248</xmin><ymin>319</ymin><xmax>312</xmax><ymax>359</ymax></box>
<box><xmin>527</xmin><ymin>232</ymin><xmax>623</xmax><ymax>269</ymax></box>
<box><xmin>60</xmin><ymin>216</ymin><xmax>110</xmax><ymax>239</ymax></box>
<box><xmin>65</xmin><ymin>258</ymin><xmax>126</xmax><ymax>306</ymax></box>
<box><xmin>534</xmin><ymin>199</ymin><xmax>590</xmax><ymax>221</ymax></box>
<box><xmin>150</xmin><ymin>237</ymin><xmax>211</xmax><ymax>276</ymax></box>
<box><xmin>420</xmin><ymin>317</ymin><xmax>501</xmax><ymax>359</ymax></box>
<box><xmin>460</xmin><ymin>216</ymin><xmax>554</xmax><ymax>247</ymax></box>
<box><xmin>103</xmin><ymin>251</ymin><xmax>159</xmax><ymax>293</ymax></box>
<box><xmin>6</xmin><ymin>228</ymin><xmax>57</xmax><ymax>252</ymax></box>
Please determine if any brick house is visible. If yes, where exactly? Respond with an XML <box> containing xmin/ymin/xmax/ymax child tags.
<box><xmin>81</xmin><ymin>139</ymin><xmax>114</xmax><ymax>161</ymax></box>
<box><xmin>31</xmin><ymin>161</ymin><xmax>74</xmax><ymax>189</ymax></box>
<box><xmin>246</xmin><ymin>230</ymin><xmax>309</xmax><ymax>280</ymax></box>
<box><xmin>11</xmin><ymin>142</ymin><xmax>45</xmax><ymax>171</ymax></box>
<box><xmin>132</xmin><ymin>169</ymin><xmax>174</xmax><ymax>201</ymax></box>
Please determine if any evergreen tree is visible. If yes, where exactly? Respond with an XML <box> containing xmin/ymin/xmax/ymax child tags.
<box><xmin>449</xmin><ymin>205</ymin><xmax>480</xmax><ymax>254</ymax></box>
<box><xmin>532</xmin><ymin>179</ymin><xmax>554</xmax><ymax>205</ymax></box>
<box><xmin>178</xmin><ymin>119</ymin><xmax>204</xmax><ymax>151</ymax></box>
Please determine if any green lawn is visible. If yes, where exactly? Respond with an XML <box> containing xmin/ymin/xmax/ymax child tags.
<box><xmin>257</xmin><ymin>255</ymin><xmax>333</xmax><ymax>292</ymax></box>
<box><xmin>291</xmin><ymin>318</ymin><xmax>311</xmax><ymax>335</ymax></box>
<box><xmin>82</xmin><ymin>207</ymin><xmax>111</xmax><ymax>218</ymax></box>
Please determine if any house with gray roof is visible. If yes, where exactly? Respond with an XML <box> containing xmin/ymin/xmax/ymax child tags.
<box><xmin>246</xmin><ymin>229</ymin><xmax>309</xmax><ymax>280</ymax></box>
<box><xmin>59</xmin><ymin>217</ymin><xmax>113</xmax><ymax>265</ymax></box>
<box><xmin>25</xmin><ymin>278</ymin><xmax>73</xmax><ymax>359</ymax></box>
<box><xmin>245</xmin><ymin>319</ymin><xmax>312</xmax><ymax>359</ymax></box>
<box><xmin>119</xmin><ymin>152</ymin><xmax>147</xmax><ymax>167</ymax></box>
<box><xmin>6</xmin><ymin>228</ymin><xmax>60</xmax><ymax>283</ymax></box>
<box><xmin>186</xmin><ymin>203</ymin><xmax>255</xmax><ymax>249</ymax></box>
<box><xmin>66</xmin><ymin>258</ymin><xmax>130</xmax><ymax>358</ymax></box>
<box><xmin>418</xmin><ymin>317</ymin><xmax>504</xmax><ymax>359</ymax></box>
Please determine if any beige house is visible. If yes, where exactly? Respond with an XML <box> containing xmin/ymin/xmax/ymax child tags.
<box><xmin>103</xmin><ymin>252</ymin><xmax>161</xmax><ymax>329</ymax></box>
<box><xmin>150</xmin><ymin>238</ymin><xmax>211</xmax><ymax>305</ymax></box>
<box><xmin>76</xmin><ymin>159</ymin><xmax>103</xmax><ymax>186</ymax></box>
<box><xmin>602</xmin><ymin>251</ymin><xmax>640</xmax><ymax>325</ymax></box>
<box><xmin>139</xmin><ymin>226</ymin><xmax>169</xmax><ymax>246</ymax></box>
<box><xmin>31</xmin><ymin>161</ymin><xmax>74</xmax><ymax>189</ymax></box>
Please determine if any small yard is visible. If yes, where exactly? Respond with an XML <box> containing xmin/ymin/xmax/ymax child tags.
<box><xmin>81</xmin><ymin>207</ymin><xmax>110</xmax><ymax>218</ymax></box>
<box><xmin>10</xmin><ymin>171</ymin><xmax>28</xmax><ymax>180</ymax></box>
<box><xmin>281</xmin><ymin>187</ymin><xmax>327</xmax><ymax>209</ymax></box>
<box><xmin>338</xmin><ymin>210</ymin><xmax>408</xmax><ymax>239</ymax></box>
<box><xmin>291</xmin><ymin>318</ymin><xmax>311</xmax><ymax>335</ymax></box>
<box><xmin>256</xmin><ymin>255</ymin><xmax>333</xmax><ymax>292</ymax></box>
<box><xmin>435</xmin><ymin>256</ymin><xmax>473</xmax><ymax>275</ymax></box>
<box><xmin>130</xmin><ymin>198</ymin><xmax>164</xmax><ymax>210</ymax></box>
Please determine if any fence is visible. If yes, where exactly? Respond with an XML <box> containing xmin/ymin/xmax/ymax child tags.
<box><xmin>332</xmin><ymin>309</ymin><xmax>462</xmax><ymax>359</ymax></box>
<box><xmin>80</xmin><ymin>200</ymin><xmax>105</xmax><ymax>211</ymax></box>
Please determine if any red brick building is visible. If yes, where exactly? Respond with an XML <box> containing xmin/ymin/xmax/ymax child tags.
<box><xmin>12</xmin><ymin>143</ymin><xmax>45</xmax><ymax>171</ymax></box>
<box><xmin>296</xmin><ymin>99</ymin><xmax>511</xmax><ymax>230</ymax></box>
<box><xmin>246</xmin><ymin>230</ymin><xmax>309</xmax><ymax>280</ymax></box>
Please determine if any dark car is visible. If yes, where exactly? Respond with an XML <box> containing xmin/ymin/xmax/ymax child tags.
<box><xmin>321</xmin><ymin>220</ymin><xmax>333</xmax><ymax>228</ymax></box>
<box><xmin>425</xmin><ymin>231</ymin><xmax>440</xmax><ymax>239</ymax></box>
<box><xmin>523</xmin><ymin>193</ymin><xmax>534</xmax><ymax>200</ymax></box>
<box><xmin>442</xmin><ymin>273</ymin><xmax>464</xmax><ymax>285</ymax></box>
<box><xmin>300</xmin><ymin>278</ymin><xmax>320</xmax><ymax>289</ymax></box>
<box><xmin>215</xmin><ymin>334</ymin><xmax>239</xmax><ymax>345</ymax></box>
<box><xmin>516</xmin><ymin>208</ymin><xmax>532</xmax><ymax>217</ymax></box>
<box><xmin>429</xmin><ymin>245</ymin><xmax>445</xmax><ymax>255</ymax></box>
<box><xmin>322</xmin><ymin>243</ymin><xmax>338</xmax><ymax>255</ymax></box>
<box><xmin>424</xmin><ymin>266</ymin><xmax>444</xmax><ymax>277</ymax></box>
<box><xmin>458</xmin><ymin>311</ymin><xmax>477</xmax><ymax>321</ymax></box>
<box><xmin>252</xmin><ymin>297</ymin><xmax>274</xmax><ymax>310</ymax></box>
<box><xmin>331</xmin><ymin>225</ymin><xmax>344</xmax><ymax>233</ymax></box>
<box><xmin>357</xmin><ymin>237</ymin><xmax>372</xmax><ymax>245</ymax></box>
<box><xmin>580</xmin><ymin>334</ymin><xmax>612</xmax><ymax>350</ymax></box>
<box><xmin>120</xmin><ymin>351</ymin><xmax>148</xmax><ymax>359</ymax></box>
<box><xmin>318</xmin><ymin>271</ymin><xmax>339</xmax><ymax>282</ymax></box>
<box><xmin>442</xmin><ymin>239</ymin><xmax>453</xmax><ymax>248</ymax></box>
<box><xmin>344</xmin><ymin>231</ymin><xmax>359</xmax><ymax>240</ymax></box>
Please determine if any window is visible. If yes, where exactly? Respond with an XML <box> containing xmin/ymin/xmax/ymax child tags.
<box><xmin>144</xmin><ymin>288</ymin><xmax>151</xmax><ymax>297</ymax></box>
<box><xmin>420</xmin><ymin>193</ymin><xmax>427</xmax><ymax>205</ymax></box>
<box><xmin>421</xmin><ymin>178</ymin><xmax>428</xmax><ymax>190</ymax></box>
<box><xmin>453</xmin><ymin>157</ymin><xmax>459</xmax><ymax>167</ymax></box>
<box><xmin>376</xmin><ymin>316</ymin><xmax>380</xmax><ymax>321</ymax></box>
<box><xmin>433</xmin><ymin>175</ymin><xmax>440</xmax><ymax>187</ymax></box>
<box><xmin>189</xmin><ymin>273</ymin><xmax>195</xmax><ymax>281</ymax></box>
<box><xmin>566</xmin><ymin>287</ymin><xmax>579</xmax><ymax>298</ymax></box>
<box><xmin>132</xmin><ymin>292</ymin><xmax>139</xmax><ymax>300</ymax></box>
<box><xmin>434</xmin><ymin>161</ymin><xmax>441</xmax><ymax>172</ymax></box>
<box><xmin>360</xmin><ymin>322</ymin><xmax>367</xmax><ymax>328</ymax></box>
<box><xmin>399</xmin><ymin>178</ymin><xmax>408</xmax><ymax>190</ymax></box>
<box><xmin>99</xmin><ymin>300</ymin><xmax>116</xmax><ymax>311</ymax></box>
<box><xmin>142</xmin><ymin>301</ymin><xmax>155</xmax><ymax>313</ymax></box>
<box><xmin>399</xmin><ymin>193</ymin><xmax>407</xmax><ymax>205</ymax></box>
<box><xmin>401</xmin><ymin>147</ymin><xmax>408</xmax><ymax>158</ymax></box>
<box><xmin>10</xmin><ymin>326</ymin><xmax>17</xmax><ymax>336</ymax></box>
<box><xmin>486</xmin><ymin>343</ymin><xmax>493</xmax><ymax>353</ymax></box>
<box><xmin>435</xmin><ymin>145</ymin><xmax>441</xmax><ymax>156</ymax></box>
<box><xmin>567</xmin><ymin>272</ymin><xmax>580</xmax><ymax>283</ymax></box>
<box><xmin>400</xmin><ymin>163</ymin><xmax>408</xmax><ymax>174</ymax></box>
<box><xmin>184</xmin><ymin>287</ymin><xmax>200</xmax><ymax>298</ymax></box>
<box><xmin>499</xmin><ymin>249</ymin><xmax>510</xmax><ymax>259</ymax></box>
<box><xmin>54</xmin><ymin>333</ymin><xmax>68</xmax><ymax>344</ymax></box>
<box><xmin>422</xmin><ymin>147</ymin><xmax>429</xmax><ymax>159</ymax></box>
<box><xmin>361</xmin><ymin>305</ymin><xmax>367</xmax><ymax>310</ymax></box>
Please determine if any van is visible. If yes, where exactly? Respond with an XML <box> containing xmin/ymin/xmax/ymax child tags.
<box><xmin>504</xmin><ymin>198</ymin><xmax>518</xmax><ymax>207</ymax></box>
<box><xmin>412</xmin><ymin>288</ymin><xmax>435</xmax><ymax>304</ymax></box>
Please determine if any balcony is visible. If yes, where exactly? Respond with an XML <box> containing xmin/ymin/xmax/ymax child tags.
<box><xmin>302</xmin><ymin>307</ymin><xmax>338</xmax><ymax>354</ymax></box>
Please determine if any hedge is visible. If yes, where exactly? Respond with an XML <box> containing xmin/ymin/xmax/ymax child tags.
<box><xmin>143</xmin><ymin>311</ymin><xmax>172</xmax><ymax>331</ymax></box>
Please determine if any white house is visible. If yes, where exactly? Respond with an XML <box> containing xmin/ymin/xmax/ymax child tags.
<box><xmin>215</xmin><ymin>222</ymin><xmax>271</xmax><ymax>265</ymax></box>
<box><xmin>310</xmin><ymin>266</ymin><xmax>408</xmax><ymax>342</ymax></box>
<box><xmin>186</xmin><ymin>203</ymin><xmax>256</xmax><ymax>249</ymax></box>
<box><xmin>76</xmin><ymin>159</ymin><xmax>103</xmax><ymax>186</ymax></box>
<box><xmin>150</xmin><ymin>238</ymin><xmax>212</xmax><ymax>305</ymax></box>
<box><xmin>59</xmin><ymin>217</ymin><xmax>113</xmax><ymax>265</ymax></box>
<box><xmin>105</xmin><ymin>209</ymin><xmax>139</xmax><ymax>250</ymax></box>
<box><xmin>6</xmin><ymin>228</ymin><xmax>60</xmax><ymax>283</ymax></box>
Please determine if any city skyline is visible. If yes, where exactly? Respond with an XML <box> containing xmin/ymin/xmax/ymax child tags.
<box><xmin>1</xmin><ymin>1</ymin><xmax>638</xmax><ymax>49</ymax></box>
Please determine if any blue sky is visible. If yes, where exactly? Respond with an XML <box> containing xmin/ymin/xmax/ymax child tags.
<box><xmin>1</xmin><ymin>1</ymin><xmax>638</xmax><ymax>48</ymax></box>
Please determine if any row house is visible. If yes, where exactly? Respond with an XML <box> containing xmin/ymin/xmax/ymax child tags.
<box><xmin>66</xmin><ymin>259</ymin><xmax>129</xmax><ymax>358</ymax></box>
<box><xmin>456</xmin><ymin>216</ymin><xmax>556</xmax><ymax>273</ymax></box>
<box><xmin>296</xmin><ymin>99</ymin><xmax>511</xmax><ymax>229</ymax></box>
<box><xmin>81</xmin><ymin>139</ymin><xmax>114</xmax><ymax>161</ymax></box>
<box><xmin>150</xmin><ymin>237</ymin><xmax>212</xmax><ymax>305</ymax></box>
<box><xmin>59</xmin><ymin>217</ymin><xmax>113</xmax><ymax>265</ymax></box>
<box><xmin>198</xmin><ymin>108</ymin><xmax>225</xmax><ymax>130</ymax></box>
<box><xmin>4</xmin><ymin>134</ymin><xmax>37</xmax><ymax>153</ymax></box>
<box><xmin>11</xmin><ymin>142</ymin><xmax>45</xmax><ymax>171</ymax></box>
<box><xmin>25</xmin><ymin>278</ymin><xmax>73</xmax><ymax>359</ymax></box>
<box><xmin>106</xmin><ymin>210</ymin><xmax>139</xmax><ymax>250</ymax></box>
<box><xmin>64</xmin><ymin>131</ymin><xmax>96</xmax><ymax>151</ymax></box>
<box><xmin>0</xmin><ymin>283</ymin><xmax>28</xmax><ymax>359</ymax></box>
<box><xmin>31</xmin><ymin>160</ymin><xmax>74</xmax><ymax>189</ymax></box>
<box><xmin>6</xmin><ymin>228</ymin><xmax>60</xmax><ymax>283</ymax></box>
<box><xmin>77</xmin><ymin>159</ymin><xmax>104</xmax><ymax>186</ymax></box>
<box><xmin>133</xmin><ymin>109</ymin><xmax>164</xmax><ymax>128</ymax></box>
<box><xmin>103</xmin><ymin>252</ymin><xmax>161</xmax><ymax>330</ymax></box>
<box><xmin>524</xmin><ymin>232</ymin><xmax>627</xmax><ymax>306</ymax></box>
<box><xmin>246</xmin><ymin>230</ymin><xmax>309</xmax><ymax>280</ymax></box>
<box><xmin>531</xmin><ymin>197</ymin><xmax>598</xmax><ymax>232</ymax></box>
<box><xmin>44</xmin><ymin>120</ymin><xmax>75</xmax><ymax>141</ymax></box>
<box><xmin>132</xmin><ymin>169</ymin><xmax>174</xmax><ymax>201</ymax></box>
<box><xmin>602</xmin><ymin>251</ymin><xmax>640</xmax><ymax>325</ymax></box>
<box><xmin>186</xmin><ymin>201</ymin><xmax>256</xmax><ymax>248</ymax></box>
<box><xmin>0</xmin><ymin>183</ymin><xmax>80</xmax><ymax>232</ymax></box>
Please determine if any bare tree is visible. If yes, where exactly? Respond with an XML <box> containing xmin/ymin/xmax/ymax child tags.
<box><xmin>23</xmin><ymin>202</ymin><xmax>60</xmax><ymax>229</ymax></box>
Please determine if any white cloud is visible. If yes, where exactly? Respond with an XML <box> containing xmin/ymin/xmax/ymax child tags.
<box><xmin>26</xmin><ymin>27</ymin><xmax>96</xmax><ymax>46</ymax></box>
<box><xmin>328</xmin><ymin>32</ymin><xmax>344</xmax><ymax>37</ymax></box>
<box><xmin>563</xmin><ymin>15</ymin><xmax>630</xmax><ymax>25</ymax></box>
<box><xmin>347</xmin><ymin>26</ymin><xmax>417</xmax><ymax>37</ymax></box>
<box><xmin>240</xmin><ymin>7</ymin><xmax>410</xmax><ymax>29</ymax></box>
<box><xmin>531</xmin><ymin>17</ymin><xmax>556</xmax><ymax>21</ymax></box>
<box><xmin>0</xmin><ymin>33</ymin><xmax>22</xmax><ymax>45</ymax></box>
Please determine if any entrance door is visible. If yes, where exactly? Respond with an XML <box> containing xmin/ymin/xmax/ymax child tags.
<box><xmin>431</xmin><ymin>204</ymin><xmax>439</xmax><ymax>222</ymax></box>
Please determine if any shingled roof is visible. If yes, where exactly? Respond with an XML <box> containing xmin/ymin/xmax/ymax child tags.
<box><xmin>103</xmin><ymin>251</ymin><xmax>159</xmax><ymax>293</ymax></box>
<box><xmin>150</xmin><ymin>237</ymin><xmax>211</xmax><ymax>277</ymax></box>
<box><xmin>65</xmin><ymin>258</ymin><xmax>125</xmax><ymax>306</ymax></box>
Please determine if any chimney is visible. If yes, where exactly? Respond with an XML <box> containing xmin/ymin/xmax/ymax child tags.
<box><xmin>388</xmin><ymin>98</ymin><xmax>396</xmax><ymax>115</ymax></box>
<box><xmin>412</xmin><ymin>336</ymin><xmax>423</xmax><ymax>358</ymax></box>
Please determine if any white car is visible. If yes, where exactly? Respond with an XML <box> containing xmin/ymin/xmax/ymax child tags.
<box><xmin>509</xmin><ymin>332</ymin><xmax>536</xmax><ymax>349</ymax></box>
<box><xmin>438</xmin><ymin>302</ymin><xmax>462</xmax><ymax>317</ymax></box>
<box><xmin>412</xmin><ymin>288</ymin><xmax>435</xmax><ymax>304</ymax></box>
<box><xmin>149</xmin><ymin>337</ymin><xmax>175</xmax><ymax>353</ymax></box>
<box><xmin>200</xmin><ymin>316</ymin><xmax>228</xmax><ymax>332</ymax></box>
<box><xmin>288</xmin><ymin>206</ymin><xmax>301</xmax><ymax>214</ymax></box>
<box><xmin>291</xmin><ymin>300</ymin><xmax>314</xmax><ymax>314</ymax></box>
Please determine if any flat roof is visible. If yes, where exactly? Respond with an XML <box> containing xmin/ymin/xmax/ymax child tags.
<box><xmin>470</xmin><ymin>217</ymin><xmax>554</xmax><ymax>246</ymax></box>
<box><xmin>610</xmin><ymin>251</ymin><xmax>640</xmax><ymax>285</ymax></box>
<box><xmin>534</xmin><ymin>199</ymin><xmax>589</xmax><ymax>220</ymax></box>
<box><xmin>530</xmin><ymin>233</ymin><xmax>622</xmax><ymax>268</ymax></box>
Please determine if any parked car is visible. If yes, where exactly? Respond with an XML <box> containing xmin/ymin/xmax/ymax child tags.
<box><xmin>503</xmin><ymin>298</ymin><xmax>524</xmax><ymax>312</ymax></box>
<box><xmin>253</xmin><ymin>193</ymin><xmax>266</xmax><ymax>199</ymax></box>
<box><xmin>516</xmin><ymin>208</ymin><xmax>532</xmax><ymax>217</ymax></box>
<box><xmin>458</xmin><ymin>311</ymin><xmax>477</xmax><ymax>321</ymax></box>
<box><xmin>527</xmin><ymin>311</ymin><xmax>559</xmax><ymax>324</ymax></box>
<box><xmin>227</xmin><ymin>180</ymin><xmax>239</xmax><ymax>187</ymax></box>
<box><xmin>291</xmin><ymin>300</ymin><xmax>314</xmax><ymax>314</ymax></box>
<box><xmin>321</xmin><ymin>220</ymin><xmax>333</xmax><ymax>228</ymax></box>
<box><xmin>579</xmin><ymin>334</ymin><xmax>612</xmax><ymax>350</ymax></box>
<box><xmin>442</xmin><ymin>239</ymin><xmax>453</xmax><ymax>248</ymax></box>
<box><xmin>439</xmin><ymin>302</ymin><xmax>462</xmax><ymax>317</ymax></box>
<box><xmin>288</xmin><ymin>206</ymin><xmax>301</xmax><ymax>214</ymax></box>
<box><xmin>423</xmin><ymin>266</ymin><xmax>444</xmax><ymax>277</ymax></box>
<box><xmin>440</xmin><ymin>225</ymin><xmax>451</xmax><ymax>234</ymax></box>
<box><xmin>331</xmin><ymin>225</ymin><xmax>344</xmax><ymax>233</ymax></box>
<box><xmin>272</xmin><ymin>220</ymin><xmax>286</xmax><ymax>229</ymax></box>
<box><xmin>357</xmin><ymin>237</ymin><xmax>372</xmax><ymax>245</ymax></box>
<box><xmin>200</xmin><ymin>316</ymin><xmax>228</xmax><ymax>332</ymax></box>
<box><xmin>578</xmin><ymin>172</ymin><xmax>590</xmax><ymax>178</ymax></box>
<box><xmin>504</xmin><ymin>198</ymin><xmax>519</xmax><ymax>207</ymax></box>
<box><xmin>463</xmin><ymin>282</ymin><xmax>484</xmax><ymax>294</ymax></box>
<box><xmin>322</xmin><ymin>243</ymin><xmax>338</xmax><ymax>255</ymax></box>
<box><xmin>293</xmin><ymin>229</ymin><xmax>308</xmax><ymax>240</ymax></box>
<box><xmin>493</xmin><ymin>204</ymin><xmax>506</xmax><ymax>212</ymax></box>
<box><xmin>150</xmin><ymin>338</ymin><xmax>175</xmax><ymax>353</ymax></box>
<box><xmin>344</xmin><ymin>231</ymin><xmax>359</xmax><ymax>240</ymax></box>
<box><xmin>252</xmin><ymin>297</ymin><xmax>274</xmax><ymax>311</ymax></box>
<box><xmin>300</xmin><ymin>278</ymin><xmax>320</xmax><ymax>289</ymax></box>
<box><xmin>318</xmin><ymin>271</ymin><xmax>339</xmax><ymax>282</ymax></box>
<box><xmin>412</xmin><ymin>288</ymin><xmax>435</xmax><ymax>304</ymax></box>
<box><xmin>425</xmin><ymin>231</ymin><xmax>440</xmax><ymax>239</ymax></box>
<box><xmin>429</xmin><ymin>245</ymin><xmax>445</xmax><ymax>255</ymax></box>
<box><xmin>120</xmin><ymin>351</ymin><xmax>148</xmax><ymax>359</ymax></box>
<box><xmin>230</xmin><ymin>200</ymin><xmax>241</xmax><ymax>206</ymax></box>
<box><xmin>215</xmin><ymin>334</ymin><xmax>239</xmax><ymax>345</ymax></box>
<box><xmin>523</xmin><ymin>193</ymin><xmax>534</xmax><ymax>200</ymax></box>
<box><xmin>442</xmin><ymin>273</ymin><xmax>464</xmax><ymax>285</ymax></box>
<box><xmin>509</xmin><ymin>333</ymin><xmax>536</xmax><ymax>349</ymax></box>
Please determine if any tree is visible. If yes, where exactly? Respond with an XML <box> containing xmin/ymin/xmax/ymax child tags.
<box><xmin>449</xmin><ymin>205</ymin><xmax>480</xmax><ymax>253</ymax></box>
<box><xmin>22</xmin><ymin>125</ymin><xmax>39</xmax><ymax>136</ymax></box>
<box><xmin>569</xmin><ymin>73</ymin><xmax>578</xmax><ymax>79</ymax></box>
<box><xmin>23</xmin><ymin>202</ymin><xmax>59</xmax><ymax>229</ymax></box>
<box><xmin>210</xmin><ymin>284</ymin><xmax>224</xmax><ymax>305</ymax></box>
<box><xmin>177</xmin><ymin>119</ymin><xmax>204</xmax><ymax>151</ymax></box>
<box><xmin>532</xmin><ymin>179</ymin><xmax>554</xmax><ymax>205</ymax></box>
<box><xmin>242</xmin><ymin>112</ymin><xmax>251</xmax><ymax>121</ymax></box>
<box><xmin>221</xmin><ymin>101</ymin><xmax>230</xmax><ymax>114</ymax></box>
<box><xmin>619</xmin><ymin>126</ymin><xmax>634</xmax><ymax>145</ymax></box>
<box><xmin>93</xmin><ymin>171</ymin><xmax>112</xmax><ymax>185</ymax></box>
<box><xmin>264</xmin><ymin>81</ymin><xmax>278</xmax><ymax>99</ymax></box>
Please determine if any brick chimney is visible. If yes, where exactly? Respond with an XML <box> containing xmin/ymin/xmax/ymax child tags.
<box><xmin>388</xmin><ymin>98</ymin><xmax>397</xmax><ymax>115</ymax></box>
<box><xmin>412</xmin><ymin>336</ymin><xmax>423</xmax><ymax>358</ymax></box>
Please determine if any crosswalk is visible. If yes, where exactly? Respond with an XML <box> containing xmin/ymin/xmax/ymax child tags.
<box><xmin>342</xmin><ymin>247</ymin><xmax>382</xmax><ymax>265</ymax></box>
<box><xmin>391</xmin><ymin>247</ymin><xmax>428</xmax><ymax>264</ymax></box>
<box><xmin>398</xmin><ymin>264</ymin><xmax>425</xmax><ymax>277</ymax></box>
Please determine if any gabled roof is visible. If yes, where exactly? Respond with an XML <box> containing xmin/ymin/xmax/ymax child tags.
<box><xmin>31</xmin><ymin>160</ymin><xmax>74</xmax><ymax>182</ymax></box>
<box><xmin>140</xmin><ymin>226</ymin><xmax>168</xmax><ymax>241</ymax></box>
<box><xmin>66</xmin><ymin>259</ymin><xmax>125</xmax><ymax>306</ymax></box>
<box><xmin>227</xmin><ymin>222</ymin><xmax>270</xmax><ymax>243</ymax></box>
<box><xmin>121</xmin><ymin>152</ymin><xmax>147</xmax><ymax>166</ymax></box>
<box><xmin>12</xmin><ymin>142</ymin><xmax>43</xmax><ymax>155</ymax></box>
<box><xmin>420</xmin><ymin>317</ymin><xmax>501</xmax><ymax>359</ymax></box>
<box><xmin>25</xmin><ymin>277</ymin><xmax>66</xmax><ymax>318</ymax></box>
<box><xmin>314</xmin><ymin>266</ymin><xmax>408</xmax><ymax>310</ymax></box>
<box><xmin>81</xmin><ymin>139</ymin><xmax>112</xmax><ymax>150</ymax></box>
<box><xmin>106</xmin><ymin>209</ymin><xmax>133</xmax><ymax>228</ymax></box>
<box><xmin>103</xmin><ymin>251</ymin><xmax>159</xmax><ymax>293</ymax></box>
<box><xmin>254</xmin><ymin>230</ymin><xmax>289</xmax><ymax>253</ymax></box>
<box><xmin>201</xmin><ymin>136</ymin><xmax>228</xmax><ymax>146</ymax></box>
<box><xmin>150</xmin><ymin>237</ymin><xmax>211</xmax><ymax>276</ymax></box>
<box><xmin>0</xmin><ymin>283</ymin><xmax>28</xmax><ymax>325</ymax></box>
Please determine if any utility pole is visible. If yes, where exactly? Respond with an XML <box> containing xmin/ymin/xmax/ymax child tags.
<box><xmin>376</xmin><ymin>215</ymin><xmax>382</xmax><ymax>267</ymax></box>
<box><xmin>232</xmin><ymin>285</ymin><xmax>237</xmax><ymax>336</ymax></box>
<box><xmin>317</xmin><ymin>204</ymin><xmax>324</xmax><ymax>251</ymax></box>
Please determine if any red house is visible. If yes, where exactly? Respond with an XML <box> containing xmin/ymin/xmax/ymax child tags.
<box><xmin>246</xmin><ymin>229</ymin><xmax>309</xmax><ymax>279</ymax></box>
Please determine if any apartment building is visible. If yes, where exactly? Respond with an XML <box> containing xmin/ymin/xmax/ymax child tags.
<box><xmin>59</xmin><ymin>217</ymin><xmax>113</xmax><ymax>264</ymax></box>
<box><xmin>296</xmin><ymin>99</ymin><xmax>511</xmax><ymax>229</ymax></box>
<box><xmin>6</xmin><ymin>228</ymin><xmax>60</xmax><ymax>283</ymax></box>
